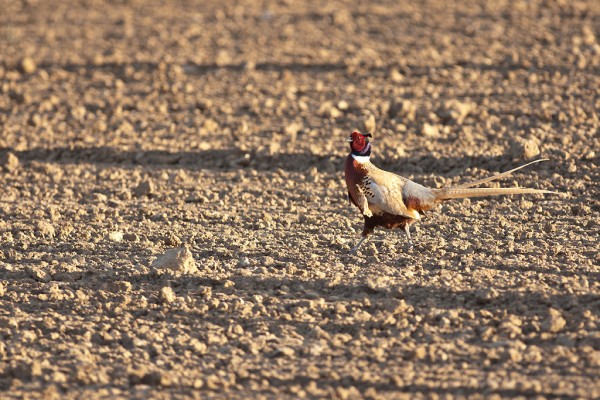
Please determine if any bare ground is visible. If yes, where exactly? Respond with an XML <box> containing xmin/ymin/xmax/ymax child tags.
<box><xmin>1</xmin><ymin>0</ymin><xmax>599</xmax><ymax>398</ymax></box>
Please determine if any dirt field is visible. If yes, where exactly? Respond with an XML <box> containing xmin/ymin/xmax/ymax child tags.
<box><xmin>1</xmin><ymin>0</ymin><xmax>599</xmax><ymax>398</ymax></box>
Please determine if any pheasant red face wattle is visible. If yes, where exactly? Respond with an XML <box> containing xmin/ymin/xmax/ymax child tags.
<box><xmin>349</xmin><ymin>131</ymin><xmax>371</xmax><ymax>153</ymax></box>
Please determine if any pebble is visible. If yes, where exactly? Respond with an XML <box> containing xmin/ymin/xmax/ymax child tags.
<box><xmin>19</xmin><ymin>57</ymin><xmax>37</xmax><ymax>74</ymax></box>
<box><xmin>337</xmin><ymin>100</ymin><xmax>349</xmax><ymax>111</ymax></box>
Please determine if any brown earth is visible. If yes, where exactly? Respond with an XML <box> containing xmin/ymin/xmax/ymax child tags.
<box><xmin>1</xmin><ymin>0</ymin><xmax>600</xmax><ymax>398</ymax></box>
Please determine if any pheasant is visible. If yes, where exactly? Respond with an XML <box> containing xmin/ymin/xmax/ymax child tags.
<box><xmin>344</xmin><ymin>131</ymin><xmax>553</xmax><ymax>253</ymax></box>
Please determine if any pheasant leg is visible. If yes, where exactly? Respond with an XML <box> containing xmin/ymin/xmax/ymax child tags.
<box><xmin>350</xmin><ymin>236</ymin><xmax>368</xmax><ymax>254</ymax></box>
<box><xmin>404</xmin><ymin>224</ymin><xmax>414</xmax><ymax>248</ymax></box>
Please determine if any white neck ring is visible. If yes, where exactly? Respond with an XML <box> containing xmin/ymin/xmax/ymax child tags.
<box><xmin>351</xmin><ymin>154</ymin><xmax>370</xmax><ymax>163</ymax></box>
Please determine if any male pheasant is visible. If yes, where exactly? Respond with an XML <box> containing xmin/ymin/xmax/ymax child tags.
<box><xmin>344</xmin><ymin>131</ymin><xmax>553</xmax><ymax>253</ymax></box>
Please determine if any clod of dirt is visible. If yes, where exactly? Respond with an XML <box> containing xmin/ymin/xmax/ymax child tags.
<box><xmin>542</xmin><ymin>308</ymin><xmax>567</xmax><ymax>333</ymax></box>
<box><xmin>160</xmin><ymin>286</ymin><xmax>177</xmax><ymax>303</ymax></box>
<box><xmin>361</xmin><ymin>113</ymin><xmax>377</xmax><ymax>133</ymax></box>
<box><xmin>237</xmin><ymin>257</ymin><xmax>251</xmax><ymax>267</ymax></box>
<box><xmin>436</xmin><ymin>100</ymin><xmax>475</xmax><ymax>124</ymax></box>
<box><xmin>318</xmin><ymin>102</ymin><xmax>342</xmax><ymax>118</ymax></box>
<box><xmin>10</xmin><ymin>360</ymin><xmax>42</xmax><ymax>380</ymax></box>
<box><xmin>29</xmin><ymin>266</ymin><xmax>51</xmax><ymax>283</ymax></box>
<box><xmin>388</xmin><ymin>68</ymin><xmax>404</xmax><ymax>83</ymax></box>
<box><xmin>19</xmin><ymin>57</ymin><xmax>37</xmax><ymax>74</ymax></box>
<box><xmin>108</xmin><ymin>231</ymin><xmax>124</xmax><ymax>242</ymax></box>
<box><xmin>0</xmin><ymin>152</ymin><xmax>19</xmax><ymax>172</ymax></box>
<box><xmin>284</xmin><ymin>122</ymin><xmax>302</xmax><ymax>138</ymax></box>
<box><xmin>389</xmin><ymin>99</ymin><xmax>417</xmax><ymax>121</ymax></box>
<box><xmin>523</xmin><ymin>139</ymin><xmax>540</xmax><ymax>158</ymax></box>
<box><xmin>421</xmin><ymin>123</ymin><xmax>440</xmax><ymax>137</ymax></box>
<box><xmin>511</xmin><ymin>138</ymin><xmax>541</xmax><ymax>159</ymax></box>
<box><xmin>123</xmin><ymin>233</ymin><xmax>139</xmax><ymax>242</ymax></box>
<box><xmin>133</xmin><ymin>180</ymin><xmax>155</xmax><ymax>197</ymax></box>
<box><xmin>151</xmin><ymin>246</ymin><xmax>197</xmax><ymax>274</ymax></box>
<box><xmin>36</xmin><ymin>221</ymin><xmax>56</xmax><ymax>238</ymax></box>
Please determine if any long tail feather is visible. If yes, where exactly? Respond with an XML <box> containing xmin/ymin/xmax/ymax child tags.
<box><xmin>434</xmin><ymin>187</ymin><xmax>554</xmax><ymax>200</ymax></box>
<box><xmin>455</xmin><ymin>159</ymin><xmax>549</xmax><ymax>189</ymax></box>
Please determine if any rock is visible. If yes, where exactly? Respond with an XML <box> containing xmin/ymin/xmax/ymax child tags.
<box><xmin>133</xmin><ymin>180</ymin><xmax>155</xmax><ymax>197</ymax></box>
<box><xmin>151</xmin><ymin>246</ymin><xmax>197</xmax><ymax>274</ymax></box>
<box><xmin>542</xmin><ymin>308</ymin><xmax>566</xmax><ymax>333</ymax></box>
<box><xmin>160</xmin><ymin>286</ymin><xmax>177</xmax><ymax>303</ymax></box>
<box><xmin>19</xmin><ymin>57</ymin><xmax>37</xmax><ymax>74</ymax></box>
<box><xmin>0</xmin><ymin>152</ymin><xmax>19</xmax><ymax>172</ymax></box>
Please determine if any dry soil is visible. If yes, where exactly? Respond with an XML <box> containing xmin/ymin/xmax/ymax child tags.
<box><xmin>1</xmin><ymin>0</ymin><xmax>599</xmax><ymax>399</ymax></box>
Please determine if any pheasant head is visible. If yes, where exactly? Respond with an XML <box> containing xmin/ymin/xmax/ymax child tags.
<box><xmin>347</xmin><ymin>131</ymin><xmax>372</xmax><ymax>162</ymax></box>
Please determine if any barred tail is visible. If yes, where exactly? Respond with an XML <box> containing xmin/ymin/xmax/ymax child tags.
<box><xmin>434</xmin><ymin>187</ymin><xmax>554</xmax><ymax>200</ymax></box>
<box><xmin>455</xmin><ymin>159</ymin><xmax>549</xmax><ymax>189</ymax></box>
